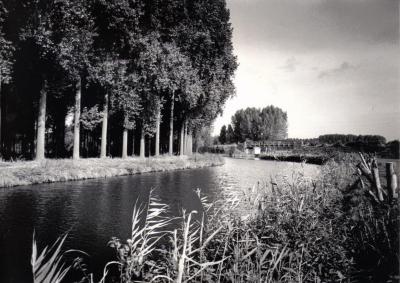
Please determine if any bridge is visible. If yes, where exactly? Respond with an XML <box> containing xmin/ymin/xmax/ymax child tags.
<box><xmin>243</xmin><ymin>140</ymin><xmax>303</xmax><ymax>151</ymax></box>
<box><xmin>206</xmin><ymin>140</ymin><xmax>303</xmax><ymax>154</ymax></box>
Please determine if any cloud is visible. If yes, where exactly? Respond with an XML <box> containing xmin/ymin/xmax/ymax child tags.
<box><xmin>228</xmin><ymin>0</ymin><xmax>399</xmax><ymax>53</ymax></box>
<box><xmin>218</xmin><ymin>0</ymin><xmax>400</xmax><ymax>140</ymax></box>
<box><xmin>318</xmin><ymin>62</ymin><xmax>357</xmax><ymax>79</ymax></box>
<box><xmin>281</xmin><ymin>57</ymin><xmax>299</xmax><ymax>72</ymax></box>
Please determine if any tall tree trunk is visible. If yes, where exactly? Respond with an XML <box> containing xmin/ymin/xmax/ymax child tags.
<box><xmin>73</xmin><ymin>76</ymin><xmax>81</xmax><ymax>160</ymax></box>
<box><xmin>100</xmin><ymin>93</ymin><xmax>109</xmax><ymax>158</ymax></box>
<box><xmin>169</xmin><ymin>92</ymin><xmax>175</xmax><ymax>156</ymax></box>
<box><xmin>180</xmin><ymin>121</ymin><xmax>185</xmax><ymax>156</ymax></box>
<box><xmin>186</xmin><ymin>134</ymin><xmax>192</xmax><ymax>155</ymax></box>
<box><xmin>140</xmin><ymin>129</ymin><xmax>145</xmax><ymax>158</ymax></box>
<box><xmin>190</xmin><ymin>134</ymin><xmax>193</xmax><ymax>155</ymax></box>
<box><xmin>184</xmin><ymin>124</ymin><xmax>189</xmax><ymax>155</ymax></box>
<box><xmin>186</xmin><ymin>130</ymin><xmax>192</xmax><ymax>155</ymax></box>
<box><xmin>155</xmin><ymin>104</ymin><xmax>161</xmax><ymax>157</ymax></box>
<box><xmin>131</xmin><ymin>129</ymin><xmax>135</xmax><ymax>156</ymax></box>
<box><xmin>122</xmin><ymin>128</ymin><xmax>128</xmax><ymax>159</ymax></box>
<box><xmin>184</xmin><ymin>124</ymin><xmax>187</xmax><ymax>155</ymax></box>
<box><xmin>36</xmin><ymin>80</ymin><xmax>47</xmax><ymax>160</ymax></box>
<box><xmin>148</xmin><ymin>136</ymin><xmax>151</xmax><ymax>157</ymax></box>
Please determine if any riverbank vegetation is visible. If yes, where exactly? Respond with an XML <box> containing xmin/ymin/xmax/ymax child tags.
<box><xmin>209</xmin><ymin>137</ymin><xmax>399</xmax><ymax>165</ymax></box>
<box><xmin>215</xmin><ymin>109</ymin><xmax>399</xmax><ymax>165</ymax></box>
<box><xmin>0</xmin><ymin>154</ymin><xmax>223</xmax><ymax>188</ymax></box>
<box><xmin>260</xmin><ymin>144</ymin><xmax>399</xmax><ymax>165</ymax></box>
<box><xmin>258</xmin><ymin>150</ymin><xmax>330</xmax><ymax>165</ymax></box>
<box><xmin>257</xmin><ymin>146</ymin><xmax>359</xmax><ymax>165</ymax></box>
<box><xmin>0</xmin><ymin>0</ymin><xmax>236</xmax><ymax>161</ymax></box>
<box><xmin>33</xmin><ymin>155</ymin><xmax>399</xmax><ymax>282</ymax></box>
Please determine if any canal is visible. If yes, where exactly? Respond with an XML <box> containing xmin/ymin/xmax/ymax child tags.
<box><xmin>0</xmin><ymin>158</ymin><xmax>320</xmax><ymax>282</ymax></box>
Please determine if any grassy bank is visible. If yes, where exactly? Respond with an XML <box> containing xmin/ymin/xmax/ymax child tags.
<box><xmin>227</xmin><ymin>146</ymin><xmax>353</xmax><ymax>165</ymax></box>
<box><xmin>258</xmin><ymin>151</ymin><xmax>330</xmax><ymax>165</ymax></box>
<box><xmin>0</xmin><ymin>154</ymin><xmax>223</xmax><ymax>188</ymax></box>
<box><xmin>33</xmin><ymin>155</ymin><xmax>399</xmax><ymax>283</ymax></box>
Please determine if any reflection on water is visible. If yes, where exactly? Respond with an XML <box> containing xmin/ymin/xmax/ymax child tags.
<box><xmin>0</xmin><ymin>158</ymin><xmax>319</xmax><ymax>282</ymax></box>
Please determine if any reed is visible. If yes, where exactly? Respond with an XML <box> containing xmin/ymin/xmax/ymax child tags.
<box><xmin>31</xmin><ymin>234</ymin><xmax>71</xmax><ymax>283</ymax></box>
<box><xmin>108</xmin><ymin>189</ymin><xmax>172</xmax><ymax>282</ymax></box>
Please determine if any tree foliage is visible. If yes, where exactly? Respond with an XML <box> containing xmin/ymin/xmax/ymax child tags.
<box><xmin>318</xmin><ymin>134</ymin><xmax>388</xmax><ymax>153</ymax></box>
<box><xmin>229</xmin><ymin>106</ymin><xmax>288</xmax><ymax>143</ymax></box>
<box><xmin>0</xmin><ymin>1</ymin><xmax>13</xmax><ymax>83</ymax></box>
<box><xmin>109</xmin><ymin>60</ymin><xmax>141</xmax><ymax>130</ymax></box>
<box><xmin>318</xmin><ymin>134</ymin><xmax>386</xmax><ymax>146</ymax></box>
<box><xmin>219</xmin><ymin>125</ymin><xmax>227</xmax><ymax>144</ymax></box>
<box><xmin>0</xmin><ymin>0</ymin><xmax>237</xmax><ymax>159</ymax></box>
<box><xmin>53</xmin><ymin>0</ymin><xmax>96</xmax><ymax>82</ymax></box>
<box><xmin>226</xmin><ymin>124</ymin><xmax>234</xmax><ymax>144</ymax></box>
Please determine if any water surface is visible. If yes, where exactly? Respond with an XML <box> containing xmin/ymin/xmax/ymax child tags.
<box><xmin>0</xmin><ymin>158</ymin><xmax>319</xmax><ymax>282</ymax></box>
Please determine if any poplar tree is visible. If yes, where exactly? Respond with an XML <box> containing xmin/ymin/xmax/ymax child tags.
<box><xmin>91</xmin><ymin>55</ymin><xmax>131</xmax><ymax>158</ymax></box>
<box><xmin>150</xmin><ymin>41</ymin><xmax>199</xmax><ymax>156</ymax></box>
<box><xmin>54</xmin><ymin>0</ymin><xmax>96</xmax><ymax>160</ymax></box>
<box><xmin>19</xmin><ymin>0</ymin><xmax>57</xmax><ymax>160</ymax></box>
<box><xmin>134</xmin><ymin>33</ymin><xmax>164</xmax><ymax>157</ymax></box>
<box><xmin>93</xmin><ymin>0</ymin><xmax>143</xmax><ymax>157</ymax></box>
<box><xmin>0</xmin><ymin>0</ymin><xmax>237</xmax><ymax>160</ymax></box>
<box><xmin>175</xmin><ymin>0</ymin><xmax>237</xmax><ymax>149</ymax></box>
<box><xmin>110</xmin><ymin>61</ymin><xmax>141</xmax><ymax>159</ymax></box>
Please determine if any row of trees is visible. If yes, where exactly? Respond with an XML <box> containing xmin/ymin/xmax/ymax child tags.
<box><xmin>0</xmin><ymin>0</ymin><xmax>237</xmax><ymax>160</ymax></box>
<box><xmin>219</xmin><ymin>106</ymin><xmax>288</xmax><ymax>144</ymax></box>
<box><xmin>318</xmin><ymin>134</ymin><xmax>386</xmax><ymax>146</ymax></box>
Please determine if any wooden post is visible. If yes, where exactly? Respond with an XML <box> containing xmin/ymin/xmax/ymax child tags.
<box><xmin>372</xmin><ymin>159</ymin><xmax>384</xmax><ymax>202</ymax></box>
<box><xmin>386</xmin><ymin>162</ymin><xmax>398</xmax><ymax>200</ymax></box>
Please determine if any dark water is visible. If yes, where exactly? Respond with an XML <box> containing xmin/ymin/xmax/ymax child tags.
<box><xmin>0</xmin><ymin>158</ymin><xmax>319</xmax><ymax>282</ymax></box>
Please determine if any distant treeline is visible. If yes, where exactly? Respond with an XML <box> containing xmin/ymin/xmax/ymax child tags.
<box><xmin>318</xmin><ymin>134</ymin><xmax>386</xmax><ymax>145</ymax></box>
<box><xmin>318</xmin><ymin>134</ymin><xmax>398</xmax><ymax>158</ymax></box>
<box><xmin>219</xmin><ymin>106</ymin><xmax>288</xmax><ymax>144</ymax></box>
<box><xmin>216</xmin><ymin>129</ymin><xmax>399</xmax><ymax>158</ymax></box>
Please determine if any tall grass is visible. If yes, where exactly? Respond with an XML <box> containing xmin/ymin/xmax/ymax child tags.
<box><xmin>0</xmin><ymin>154</ymin><xmax>223</xmax><ymax>188</ymax></box>
<box><xmin>108</xmin><ymin>189</ymin><xmax>171</xmax><ymax>281</ymax></box>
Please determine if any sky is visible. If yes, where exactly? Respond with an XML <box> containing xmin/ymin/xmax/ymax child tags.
<box><xmin>212</xmin><ymin>0</ymin><xmax>400</xmax><ymax>141</ymax></box>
